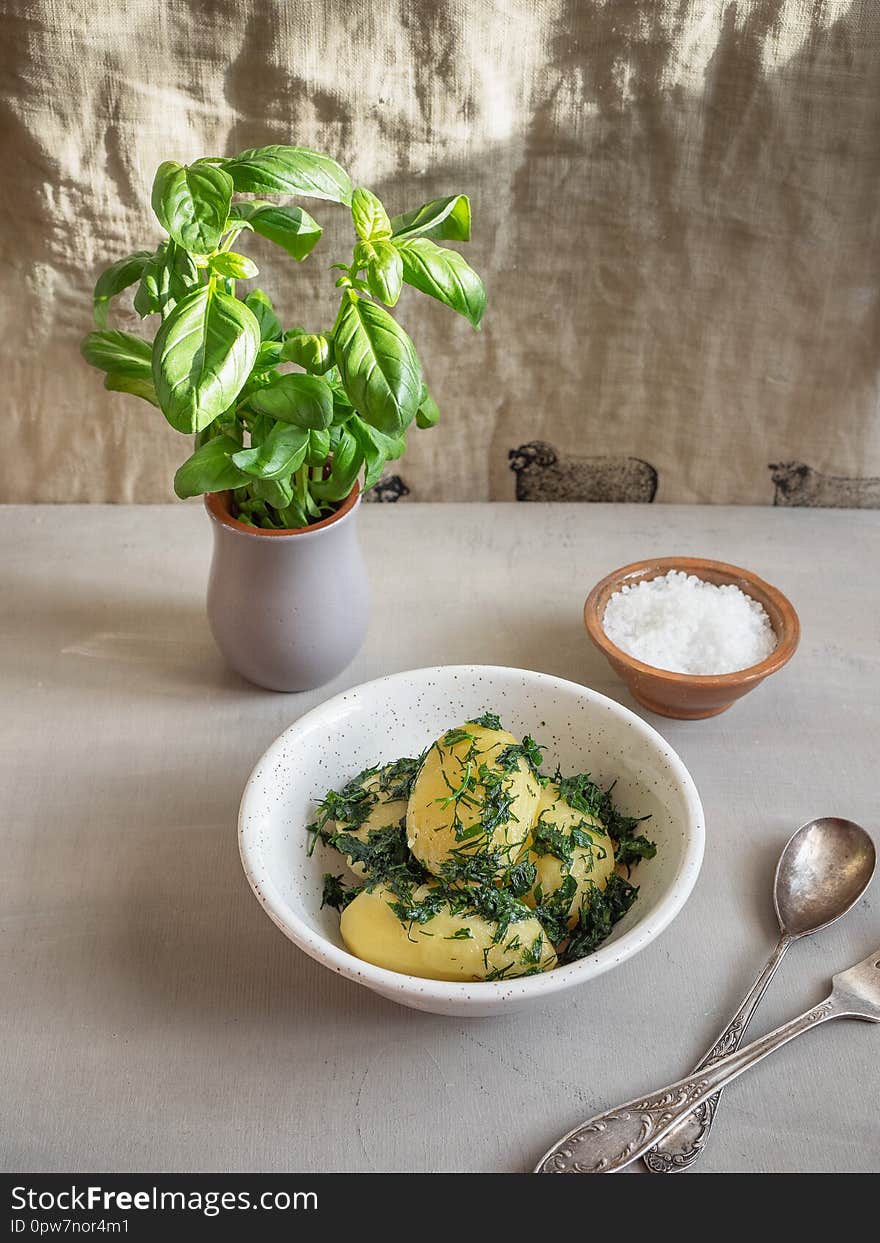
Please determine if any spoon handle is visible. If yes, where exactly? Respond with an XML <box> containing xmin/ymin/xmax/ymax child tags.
<box><xmin>643</xmin><ymin>932</ymin><xmax>793</xmax><ymax>1173</ymax></box>
<box><xmin>534</xmin><ymin>995</ymin><xmax>838</xmax><ymax>1173</ymax></box>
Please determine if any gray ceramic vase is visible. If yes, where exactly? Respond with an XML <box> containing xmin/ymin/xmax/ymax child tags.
<box><xmin>204</xmin><ymin>485</ymin><xmax>369</xmax><ymax>692</ymax></box>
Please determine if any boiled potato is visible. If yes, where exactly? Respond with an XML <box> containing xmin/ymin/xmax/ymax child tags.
<box><xmin>340</xmin><ymin>882</ymin><xmax>557</xmax><ymax>981</ymax></box>
<box><xmin>522</xmin><ymin>782</ymin><xmax>615</xmax><ymax>928</ymax></box>
<box><xmin>407</xmin><ymin>724</ymin><xmax>540</xmax><ymax>877</ymax></box>
<box><xmin>332</xmin><ymin>760</ymin><xmax>414</xmax><ymax>878</ymax></box>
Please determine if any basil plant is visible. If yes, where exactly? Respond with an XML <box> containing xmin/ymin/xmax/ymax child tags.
<box><xmin>82</xmin><ymin>145</ymin><xmax>485</xmax><ymax>528</ymax></box>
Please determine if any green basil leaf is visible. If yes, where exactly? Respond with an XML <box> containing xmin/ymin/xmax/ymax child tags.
<box><xmin>81</xmin><ymin>330</ymin><xmax>152</xmax><ymax>378</ymax></box>
<box><xmin>394</xmin><ymin>237</ymin><xmax>485</xmax><ymax>328</ymax></box>
<box><xmin>210</xmin><ymin>251</ymin><xmax>259</xmax><ymax>279</ymax></box>
<box><xmin>322</xmin><ymin>366</ymin><xmax>355</xmax><ymax>417</ymax></box>
<box><xmin>280</xmin><ymin>331</ymin><xmax>334</xmax><ymax>374</ymax></box>
<box><xmin>234</xmin><ymin>498</ymin><xmax>271</xmax><ymax>527</ymax></box>
<box><xmin>222</xmin><ymin>217</ymin><xmax>254</xmax><ymax>243</ymax></box>
<box><xmin>212</xmin><ymin>410</ymin><xmax>244</xmax><ymax>448</ymax></box>
<box><xmin>237</xmin><ymin>367</ymin><xmax>280</xmax><ymax>404</ymax></box>
<box><xmin>351</xmin><ymin>187</ymin><xmax>391</xmax><ymax>240</ymax></box>
<box><xmin>222</xmin><ymin>146</ymin><xmax>352</xmax><ymax>205</ymax></box>
<box><xmin>133</xmin><ymin>243</ymin><xmax>199</xmax><ymax>319</ymax></box>
<box><xmin>349</xmin><ymin>415</ymin><xmax>405</xmax><ymax>488</ymax></box>
<box><xmin>363</xmin><ymin>240</ymin><xmax>402</xmax><ymax>307</ymax></box>
<box><xmin>247</xmin><ymin>373</ymin><xmax>333</xmax><ymax>430</ymax></box>
<box><xmin>229</xmin><ymin>201</ymin><xmax>322</xmax><ymax>260</ymax></box>
<box><xmin>173</xmin><ymin>435</ymin><xmax>248</xmax><ymax>499</ymax></box>
<box><xmin>253</xmin><ymin>340</ymin><xmax>284</xmax><ymax>369</ymax></box>
<box><xmin>415</xmin><ymin>388</ymin><xmax>440</xmax><ymax>428</ymax></box>
<box><xmin>253</xmin><ymin>476</ymin><xmax>294</xmax><ymax>508</ymax></box>
<box><xmin>151</xmin><ymin>160</ymin><xmax>233</xmax><ymax>254</ymax></box>
<box><xmin>312</xmin><ymin>427</ymin><xmax>362</xmax><ymax>502</ymax></box>
<box><xmin>378</xmin><ymin>430</ymin><xmax>407</xmax><ymax>460</ymax></box>
<box><xmin>333</xmin><ymin>290</ymin><xmax>422</xmax><ymax>437</ymax></box>
<box><xmin>103</xmin><ymin>372</ymin><xmax>159</xmax><ymax>406</ymax></box>
<box><xmin>332</xmin><ymin>392</ymin><xmax>355</xmax><ymax>425</ymax></box>
<box><xmin>231</xmin><ymin>422</ymin><xmax>309</xmax><ymax>480</ymax></box>
<box><xmin>93</xmin><ymin>251</ymin><xmax>152</xmax><ymax>327</ymax></box>
<box><xmin>304</xmin><ymin>489</ymin><xmax>323</xmax><ymax>521</ymax></box>
<box><xmin>276</xmin><ymin>498</ymin><xmax>309</xmax><ymax>528</ymax></box>
<box><xmin>152</xmin><ymin>285</ymin><xmax>260</xmax><ymax>433</ymax></box>
<box><xmin>231</xmin><ymin>505</ymin><xmax>256</xmax><ymax>527</ymax></box>
<box><xmin>134</xmin><ymin>247</ymin><xmax>169</xmax><ymax>318</ymax></box>
<box><xmin>245</xmin><ymin>289</ymin><xmax>283</xmax><ymax>341</ymax></box>
<box><xmin>246</xmin><ymin>414</ymin><xmax>272</xmax><ymax>446</ymax></box>
<box><xmin>306</xmin><ymin>427</ymin><xmax>331</xmax><ymax>467</ymax></box>
<box><xmin>390</xmin><ymin>194</ymin><xmax>471</xmax><ymax>242</ymax></box>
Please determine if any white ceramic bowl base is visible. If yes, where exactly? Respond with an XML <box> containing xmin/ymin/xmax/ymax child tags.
<box><xmin>239</xmin><ymin>665</ymin><xmax>705</xmax><ymax>1017</ymax></box>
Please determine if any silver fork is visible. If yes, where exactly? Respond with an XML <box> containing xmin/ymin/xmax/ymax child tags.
<box><xmin>535</xmin><ymin>944</ymin><xmax>880</xmax><ymax>1173</ymax></box>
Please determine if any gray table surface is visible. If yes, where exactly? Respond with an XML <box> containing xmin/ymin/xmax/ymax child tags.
<box><xmin>2</xmin><ymin>502</ymin><xmax>878</xmax><ymax>1174</ymax></box>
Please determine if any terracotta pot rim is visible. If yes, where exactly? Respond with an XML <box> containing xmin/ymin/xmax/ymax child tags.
<box><xmin>584</xmin><ymin>555</ymin><xmax>800</xmax><ymax>687</ymax></box>
<box><xmin>204</xmin><ymin>482</ymin><xmax>360</xmax><ymax>537</ymax></box>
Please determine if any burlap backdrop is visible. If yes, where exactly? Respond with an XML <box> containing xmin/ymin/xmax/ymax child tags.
<box><xmin>2</xmin><ymin>0</ymin><xmax>879</xmax><ymax>506</ymax></box>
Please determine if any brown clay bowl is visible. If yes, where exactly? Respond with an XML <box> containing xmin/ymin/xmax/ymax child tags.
<box><xmin>584</xmin><ymin>556</ymin><xmax>800</xmax><ymax>719</ymax></box>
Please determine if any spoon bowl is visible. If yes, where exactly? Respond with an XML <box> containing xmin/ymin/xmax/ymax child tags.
<box><xmin>642</xmin><ymin>814</ymin><xmax>875</xmax><ymax>1172</ymax></box>
<box><xmin>774</xmin><ymin>817</ymin><xmax>876</xmax><ymax>939</ymax></box>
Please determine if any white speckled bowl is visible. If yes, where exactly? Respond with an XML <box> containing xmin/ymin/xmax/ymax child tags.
<box><xmin>239</xmin><ymin>666</ymin><xmax>705</xmax><ymax>1017</ymax></box>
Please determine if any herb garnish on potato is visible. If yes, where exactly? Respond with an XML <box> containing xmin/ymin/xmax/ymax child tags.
<box><xmin>307</xmin><ymin>714</ymin><xmax>656</xmax><ymax>981</ymax></box>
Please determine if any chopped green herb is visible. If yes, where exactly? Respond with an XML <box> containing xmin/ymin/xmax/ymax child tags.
<box><xmin>615</xmin><ymin>834</ymin><xmax>657</xmax><ymax>868</ymax></box>
<box><xmin>321</xmin><ymin>873</ymin><xmax>361</xmax><ymax>912</ymax></box>
<box><xmin>475</xmin><ymin>762</ymin><xmax>517</xmax><ymax>836</ymax></box>
<box><xmin>483</xmin><ymin>960</ymin><xmax>518</xmax><ymax>981</ymax></box>
<box><xmin>439</xmin><ymin>849</ymin><xmax>506</xmax><ymax>886</ymax></box>
<box><xmin>521</xmin><ymin>934</ymin><xmax>545</xmax><ymax>966</ymax></box>
<box><xmin>561</xmin><ymin>874</ymin><xmax>639</xmax><ymax>964</ymax></box>
<box><xmin>530</xmin><ymin>817</ymin><xmax>574</xmax><ymax>863</ymax></box>
<box><xmin>497</xmin><ymin>734</ymin><xmax>544</xmax><ymax>774</ymax></box>
<box><xmin>345</xmin><ymin>823</ymin><xmax>428</xmax><ymax>895</ymax></box>
<box><xmin>387</xmin><ymin>886</ymin><xmax>446</xmax><ymax>926</ymax></box>
<box><xmin>507</xmin><ymin>858</ymin><xmax>537</xmax><ymax>898</ymax></box>
<box><xmin>306</xmin><ymin>766</ymin><xmax>379</xmax><ymax>849</ymax></box>
<box><xmin>378</xmin><ymin>755</ymin><xmax>422</xmax><ymax>800</ymax></box>
<box><xmin>555</xmin><ymin>769</ymin><xmax>652</xmax><ymax>845</ymax></box>
<box><xmin>435</xmin><ymin>758</ymin><xmax>477</xmax><ymax>809</ymax></box>
<box><xmin>308</xmin><ymin>716</ymin><xmax>655</xmax><ymax>978</ymax></box>
<box><xmin>532</xmin><ymin>871</ymin><xmax>579</xmax><ymax>944</ymax></box>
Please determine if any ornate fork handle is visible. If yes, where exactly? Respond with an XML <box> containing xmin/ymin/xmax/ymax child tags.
<box><xmin>643</xmin><ymin>932</ymin><xmax>792</xmax><ymax>1172</ymax></box>
<box><xmin>535</xmin><ymin>997</ymin><xmax>838</xmax><ymax>1174</ymax></box>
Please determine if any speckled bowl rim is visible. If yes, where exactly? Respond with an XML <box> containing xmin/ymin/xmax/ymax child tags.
<box><xmin>238</xmin><ymin>665</ymin><xmax>705</xmax><ymax>1012</ymax></box>
<box><xmin>584</xmin><ymin>557</ymin><xmax>800</xmax><ymax>687</ymax></box>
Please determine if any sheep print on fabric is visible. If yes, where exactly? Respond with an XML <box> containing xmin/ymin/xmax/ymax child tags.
<box><xmin>2</xmin><ymin>0</ymin><xmax>880</xmax><ymax>507</ymax></box>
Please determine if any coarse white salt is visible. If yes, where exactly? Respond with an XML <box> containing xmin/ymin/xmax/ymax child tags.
<box><xmin>602</xmin><ymin>570</ymin><xmax>777</xmax><ymax>675</ymax></box>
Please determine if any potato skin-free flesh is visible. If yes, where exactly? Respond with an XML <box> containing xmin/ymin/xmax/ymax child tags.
<box><xmin>406</xmin><ymin>724</ymin><xmax>540</xmax><ymax>878</ymax></box>
<box><xmin>340</xmin><ymin>882</ymin><xmax>557</xmax><ymax>981</ymax></box>
<box><xmin>523</xmin><ymin>783</ymin><xmax>616</xmax><ymax>928</ymax></box>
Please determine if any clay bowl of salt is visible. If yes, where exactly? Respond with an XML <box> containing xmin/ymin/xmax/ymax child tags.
<box><xmin>584</xmin><ymin>556</ymin><xmax>800</xmax><ymax>719</ymax></box>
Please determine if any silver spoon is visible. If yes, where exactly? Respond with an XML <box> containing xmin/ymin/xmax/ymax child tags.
<box><xmin>535</xmin><ymin>941</ymin><xmax>880</xmax><ymax>1174</ymax></box>
<box><xmin>640</xmin><ymin>816</ymin><xmax>875</xmax><ymax>1172</ymax></box>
